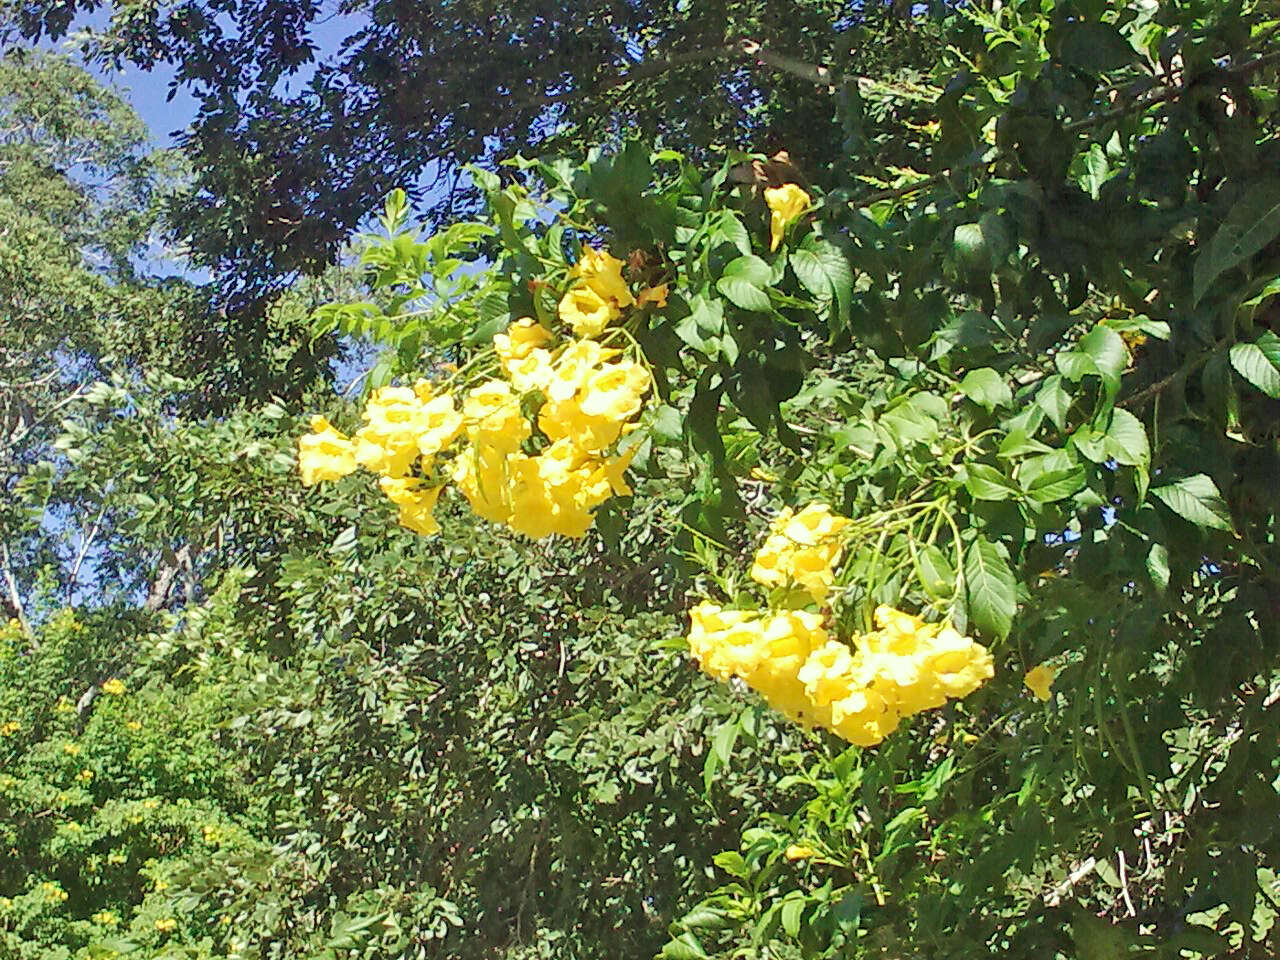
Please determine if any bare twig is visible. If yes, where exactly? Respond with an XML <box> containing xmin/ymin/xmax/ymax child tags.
<box><xmin>66</xmin><ymin>500</ymin><xmax>109</xmax><ymax>604</ymax></box>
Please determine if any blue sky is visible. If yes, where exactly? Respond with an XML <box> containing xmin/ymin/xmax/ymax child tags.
<box><xmin>59</xmin><ymin>2</ymin><xmax>366</xmax><ymax>148</ymax></box>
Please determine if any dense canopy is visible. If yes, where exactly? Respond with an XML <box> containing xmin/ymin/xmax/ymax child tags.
<box><xmin>3</xmin><ymin>2</ymin><xmax>1280</xmax><ymax>959</ymax></box>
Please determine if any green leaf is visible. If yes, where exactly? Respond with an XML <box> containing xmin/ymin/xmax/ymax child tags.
<box><xmin>1079</xmin><ymin>325</ymin><xmax>1128</xmax><ymax>395</ymax></box>
<box><xmin>959</xmin><ymin>368</ymin><xmax>1013</xmax><ymax>412</ymax></box>
<box><xmin>780</xmin><ymin>896</ymin><xmax>805</xmax><ymax>938</ymax></box>
<box><xmin>1150</xmin><ymin>475</ymin><xmax>1233</xmax><ymax>531</ymax></box>
<box><xmin>1194</xmin><ymin>179</ymin><xmax>1280</xmax><ymax>304</ymax></box>
<box><xmin>965</xmin><ymin>463</ymin><xmax>1020</xmax><ymax>501</ymax></box>
<box><xmin>789</xmin><ymin>248</ymin><xmax>830</xmax><ymax>300</ymax></box>
<box><xmin>1035</xmin><ymin>375</ymin><xmax>1073</xmax><ymax>430</ymax></box>
<box><xmin>1146</xmin><ymin>543</ymin><xmax>1170</xmax><ymax>593</ymax></box>
<box><xmin>1103</xmin><ymin>408</ymin><xmax>1150</xmax><ymax>468</ymax></box>
<box><xmin>1058</xmin><ymin>21</ymin><xmax>1135</xmax><ymax>73</ymax></box>
<box><xmin>661</xmin><ymin>932</ymin><xmax>710</xmax><ymax>959</ymax></box>
<box><xmin>717</xmin><ymin>255</ymin><xmax>772</xmax><ymax>312</ymax></box>
<box><xmin>1020</xmin><ymin>450</ymin><xmax>1086</xmax><ymax>504</ymax></box>
<box><xmin>720</xmin><ymin>253</ymin><xmax>772</xmax><ymax>286</ymax></box>
<box><xmin>965</xmin><ymin>537</ymin><xmax>1017</xmax><ymax>641</ymax></box>
<box><xmin>1229</xmin><ymin>339</ymin><xmax>1280</xmax><ymax>398</ymax></box>
<box><xmin>915</xmin><ymin>544</ymin><xmax>955</xmax><ymax>598</ymax></box>
<box><xmin>712</xmin><ymin>851</ymin><xmax>748</xmax><ymax>879</ymax></box>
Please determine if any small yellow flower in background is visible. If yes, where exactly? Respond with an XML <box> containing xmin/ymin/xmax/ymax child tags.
<box><xmin>55</xmin><ymin>697</ymin><xmax>74</xmax><ymax>713</ymax></box>
<box><xmin>107</xmin><ymin>850</ymin><xmax>127</xmax><ymax>865</ymax></box>
<box><xmin>92</xmin><ymin>911</ymin><xmax>119</xmax><ymax>926</ymax></box>
<box><xmin>636</xmin><ymin>283</ymin><xmax>669</xmax><ymax>308</ymax></box>
<box><xmin>765</xmin><ymin>183</ymin><xmax>811</xmax><ymax>251</ymax></box>
<box><xmin>77</xmin><ymin>768</ymin><xmax>94</xmax><ymax>783</ymax></box>
<box><xmin>62</xmin><ymin>742</ymin><xmax>81</xmax><ymax>756</ymax></box>
<box><xmin>557</xmin><ymin>285</ymin><xmax>619</xmax><ymax>338</ymax></box>
<box><xmin>1024</xmin><ymin>664</ymin><xmax>1056</xmax><ymax>701</ymax></box>
<box><xmin>298</xmin><ymin>415</ymin><xmax>358</xmax><ymax>486</ymax></box>
<box><xmin>155</xmin><ymin>917</ymin><xmax>178</xmax><ymax>933</ymax></box>
<box><xmin>126</xmin><ymin>720</ymin><xmax>142</xmax><ymax>731</ymax></box>
<box><xmin>0</xmin><ymin>720</ymin><xmax>19</xmax><ymax>736</ymax></box>
<box><xmin>101</xmin><ymin>677</ymin><xmax>126</xmax><ymax>696</ymax></box>
<box><xmin>784</xmin><ymin>844</ymin><xmax>817</xmax><ymax>861</ymax></box>
<box><xmin>153</xmin><ymin>878</ymin><xmax>168</xmax><ymax>891</ymax></box>
<box><xmin>40</xmin><ymin>881</ymin><xmax>68</xmax><ymax>903</ymax></box>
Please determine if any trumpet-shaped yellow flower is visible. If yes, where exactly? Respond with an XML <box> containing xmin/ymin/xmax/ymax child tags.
<box><xmin>784</xmin><ymin>844</ymin><xmax>816</xmax><ymax>861</ymax></box>
<box><xmin>1024</xmin><ymin>664</ymin><xmax>1056</xmax><ymax>701</ymax></box>
<box><xmin>558</xmin><ymin>285</ymin><xmax>619</xmax><ymax>338</ymax></box>
<box><xmin>415</xmin><ymin>392</ymin><xmax>463</xmax><ymax>457</ymax></box>
<box><xmin>574</xmin><ymin>248</ymin><xmax>635</xmax><ymax>308</ymax></box>
<box><xmin>298</xmin><ymin>416</ymin><xmax>358</xmax><ymax>486</ymax></box>
<box><xmin>503</xmin><ymin>347</ymin><xmax>556</xmax><ymax>394</ymax></box>
<box><xmin>379</xmin><ymin>476</ymin><xmax>445</xmax><ymax>537</ymax></box>
<box><xmin>451</xmin><ymin>446</ymin><xmax>512</xmax><ymax>525</ymax></box>
<box><xmin>462</xmin><ymin>380</ymin><xmax>529</xmax><ymax>455</ymax></box>
<box><xmin>493</xmin><ymin>318</ymin><xmax>552</xmax><ymax>363</ymax></box>
<box><xmin>765</xmin><ymin>183</ymin><xmax>811</xmax><ymax>251</ymax></box>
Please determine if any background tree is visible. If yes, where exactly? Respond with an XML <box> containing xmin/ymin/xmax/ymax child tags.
<box><xmin>0</xmin><ymin>1</ymin><xmax>944</xmax><ymax>302</ymax></box>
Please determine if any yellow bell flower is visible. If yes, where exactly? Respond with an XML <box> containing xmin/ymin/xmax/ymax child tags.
<box><xmin>298</xmin><ymin>416</ymin><xmax>357</xmax><ymax>486</ymax></box>
<box><xmin>378</xmin><ymin>476</ymin><xmax>445</xmax><ymax>536</ymax></box>
<box><xmin>558</xmin><ymin>285</ymin><xmax>619</xmax><ymax>338</ymax></box>
<box><xmin>574</xmin><ymin>248</ymin><xmax>635</xmax><ymax>308</ymax></box>
<box><xmin>1024</xmin><ymin>664</ymin><xmax>1056</xmax><ymax>701</ymax></box>
<box><xmin>462</xmin><ymin>380</ymin><xmax>529</xmax><ymax>455</ymax></box>
<box><xmin>784</xmin><ymin>844</ymin><xmax>816</xmax><ymax>861</ymax></box>
<box><xmin>493</xmin><ymin>318</ymin><xmax>552</xmax><ymax>363</ymax></box>
<box><xmin>765</xmin><ymin>183</ymin><xmax>811</xmax><ymax>251</ymax></box>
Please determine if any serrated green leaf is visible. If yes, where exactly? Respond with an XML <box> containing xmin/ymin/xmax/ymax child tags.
<box><xmin>1104</xmin><ymin>408</ymin><xmax>1150</xmax><ymax>468</ymax></box>
<box><xmin>1035</xmin><ymin>375</ymin><xmax>1073</xmax><ymax>430</ymax></box>
<box><xmin>1229</xmin><ymin>340</ymin><xmax>1280</xmax><ymax>398</ymax></box>
<box><xmin>915</xmin><ymin>544</ymin><xmax>955</xmax><ymax>598</ymax></box>
<box><xmin>1150</xmin><ymin>475</ymin><xmax>1233</xmax><ymax>531</ymax></box>
<box><xmin>1079</xmin><ymin>325</ymin><xmax>1128</xmax><ymax>394</ymax></box>
<box><xmin>716</xmin><ymin>275</ymin><xmax>771</xmax><ymax>312</ymax></box>
<box><xmin>965</xmin><ymin>537</ymin><xmax>1016</xmax><ymax>641</ymax></box>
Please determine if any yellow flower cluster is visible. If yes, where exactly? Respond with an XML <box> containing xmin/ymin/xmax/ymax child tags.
<box><xmin>557</xmin><ymin>248</ymin><xmax>636</xmax><ymax>338</ymax></box>
<box><xmin>101</xmin><ymin>677</ymin><xmax>126</xmax><ymax>696</ymax></box>
<box><xmin>155</xmin><ymin>917</ymin><xmax>178</xmax><ymax>933</ymax></box>
<box><xmin>750</xmin><ymin>504</ymin><xmax>851</xmax><ymax>602</ymax></box>
<box><xmin>686</xmin><ymin>502</ymin><xmax>993</xmax><ymax>746</ymax></box>
<box><xmin>298</xmin><ymin>317</ymin><xmax>650</xmax><ymax>540</ymax></box>
<box><xmin>41</xmin><ymin>881</ymin><xmax>68</xmax><ymax>904</ymax></box>
<box><xmin>0</xmin><ymin>720</ymin><xmax>19</xmax><ymax>736</ymax></box>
